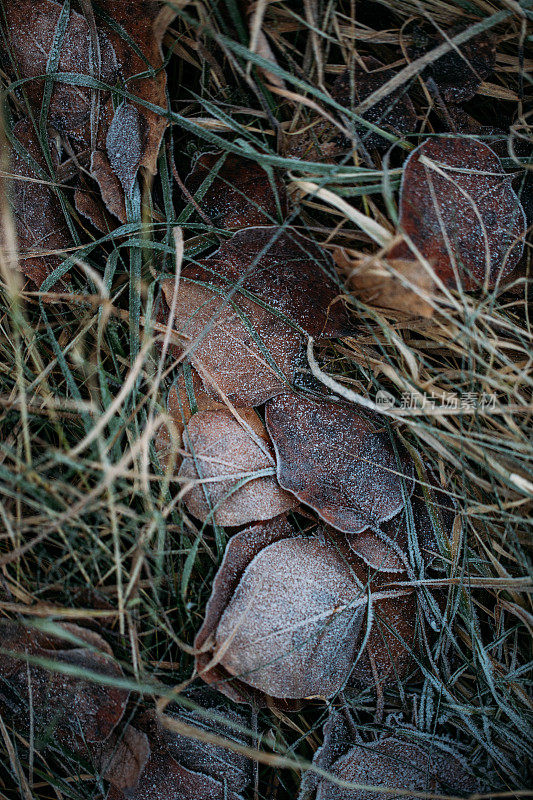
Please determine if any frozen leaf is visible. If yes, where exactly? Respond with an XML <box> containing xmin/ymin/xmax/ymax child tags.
<box><xmin>7</xmin><ymin>119</ymin><xmax>71</xmax><ymax>287</ymax></box>
<box><xmin>185</xmin><ymin>152</ymin><xmax>288</xmax><ymax>228</ymax></box>
<box><xmin>300</xmin><ymin>712</ymin><xmax>480</xmax><ymax>800</ymax></box>
<box><xmin>95</xmin><ymin>724</ymin><xmax>151</xmax><ymax>791</ymax></box>
<box><xmin>349</xmin><ymin>472</ymin><xmax>454</xmax><ymax>573</ymax></box>
<box><xmin>74</xmin><ymin>179</ymin><xmax>116</xmax><ymax>233</ymax></box>
<box><xmin>106</xmin><ymin>102</ymin><xmax>147</xmax><ymax>199</ymax></box>
<box><xmin>196</xmin><ymin>520</ymin><xmax>416</xmax><ymax>704</ymax></box>
<box><xmin>183</xmin><ymin>227</ymin><xmax>352</xmax><ymax>338</ymax></box>
<box><xmin>0</xmin><ymin>622</ymin><xmax>128</xmax><ymax>751</ymax></box>
<box><xmin>2</xmin><ymin>0</ymin><xmax>117</xmax><ymax>147</ymax></box>
<box><xmin>408</xmin><ymin>24</ymin><xmax>495</xmax><ymax>103</ymax></box>
<box><xmin>154</xmin><ymin>367</ymin><xmax>226</xmax><ymax>471</ymax></box>
<box><xmin>331</xmin><ymin>57</ymin><xmax>417</xmax><ymax>152</ymax></box>
<box><xmin>389</xmin><ymin>137</ymin><xmax>527</xmax><ymax>289</ymax></box>
<box><xmin>178</xmin><ymin>408</ymin><xmax>297</xmax><ymax>526</ymax></box>
<box><xmin>159</xmin><ymin>277</ymin><xmax>302</xmax><ymax>406</ymax></box>
<box><xmin>265</xmin><ymin>393</ymin><xmax>413</xmax><ymax>534</ymax></box>
<box><xmin>90</xmin><ymin>149</ymin><xmax>127</xmax><ymax>222</ymax></box>
<box><xmin>334</xmin><ymin>248</ymin><xmax>436</xmax><ymax>319</ymax></box>
<box><xmin>107</xmin><ymin>708</ymin><xmax>251</xmax><ymax>800</ymax></box>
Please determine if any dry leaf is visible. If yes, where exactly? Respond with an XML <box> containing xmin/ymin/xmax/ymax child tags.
<box><xmin>159</xmin><ymin>277</ymin><xmax>302</xmax><ymax>406</ymax></box>
<box><xmin>178</xmin><ymin>408</ymin><xmax>297</xmax><ymax>526</ymax></box>
<box><xmin>408</xmin><ymin>23</ymin><xmax>495</xmax><ymax>104</ymax></box>
<box><xmin>334</xmin><ymin>248</ymin><xmax>436</xmax><ymax>319</ymax></box>
<box><xmin>195</xmin><ymin>519</ymin><xmax>416</xmax><ymax>704</ymax></box>
<box><xmin>265</xmin><ymin>393</ymin><xmax>413</xmax><ymax>534</ymax></box>
<box><xmin>7</xmin><ymin>119</ymin><xmax>71</xmax><ymax>287</ymax></box>
<box><xmin>183</xmin><ymin>227</ymin><xmax>351</xmax><ymax>339</ymax></box>
<box><xmin>108</xmin><ymin>707</ymin><xmax>251</xmax><ymax>800</ymax></box>
<box><xmin>389</xmin><ymin>137</ymin><xmax>527</xmax><ymax>290</ymax></box>
<box><xmin>154</xmin><ymin>367</ymin><xmax>226</xmax><ymax>471</ymax></box>
<box><xmin>299</xmin><ymin>711</ymin><xmax>480</xmax><ymax>800</ymax></box>
<box><xmin>0</xmin><ymin>622</ymin><xmax>128</xmax><ymax>751</ymax></box>
<box><xmin>185</xmin><ymin>152</ymin><xmax>288</xmax><ymax>228</ymax></box>
<box><xmin>95</xmin><ymin>724</ymin><xmax>151</xmax><ymax>791</ymax></box>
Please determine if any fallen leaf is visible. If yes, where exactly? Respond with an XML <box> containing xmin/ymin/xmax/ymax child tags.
<box><xmin>185</xmin><ymin>152</ymin><xmax>288</xmax><ymax>228</ymax></box>
<box><xmin>331</xmin><ymin>57</ymin><xmax>417</xmax><ymax>152</ymax></box>
<box><xmin>195</xmin><ymin>520</ymin><xmax>416</xmax><ymax>704</ymax></box>
<box><xmin>0</xmin><ymin>622</ymin><xmax>128</xmax><ymax>751</ymax></box>
<box><xmin>7</xmin><ymin>119</ymin><xmax>71</xmax><ymax>287</ymax></box>
<box><xmin>159</xmin><ymin>276</ymin><xmax>303</xmax><ymax>406</ymax></box>
<box><xmin>108</xmin><ymin>707</ymin><xmax>251</xmax><ymax>800</ymax></box>
<box><xmin>105</xmin><ymin>102</ymin><xmax>147</xmax><ymax>199</ymax></box>
<box><xmin>95</xmin><ymin>724</ymin><xmax>151</xmax><ymax>791</ymax></box>
<box><xmin>265</xmin><ymin>393</ymin><xmax>413</xmax><ymax>534</ymax></box>
<box><xmin>178</xmin><ymin>408</ymin><xmax>297</xmax><ymax>526</ymax></box>
<box><xmin>408</xmin><ymin>23</ymin><xmax>495</xmax><ymax>104</ymax></box>
<box><xmin>389</xmin><ymin>137</ymin><xmax>527</xmax><ymax>289</ymax></box>
<box><xmin>299</xmin><ymin>711</ymin><xmax>481</xmax><ymax>800</ymax></box>
<box><xmin>334</xmin><ymin>248</ymin><xmax>437</xmax><ymax>318</ymax></box>
<box><xmin>183</xmin><ymin>226</ymin><xmax>352</xmax><ymax>339</ymax></box>
<box><xmin>154</xmin><ymin>366</ymin><xmax>226</xmax><ymax>471</ymax></box>
<box><xmin>2</xmin><ymin>0</ymin><xmax>117</xmax><ymax>148</ymax></box>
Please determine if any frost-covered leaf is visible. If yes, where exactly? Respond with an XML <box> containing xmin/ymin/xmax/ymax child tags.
<box><xmin>300</xmin><ymin>712</ymin><xmax>480</xmax><ymax>800</ymax></box>
<box><xmin>265</xmin><ymin>393</ymin><xmax>413</xmax><ymax>534</ymax></box>
<box><xmin>196</xmin><ymin>520</ymin><xmax>416</xmax><ymax>703</ymax></box>
<box><xmin>389</xmin><ymin>137</ymin><xmax>526</xmax><ymax>289</ymax></box>
<box><xmin>331</xmin><ymin>57</ymin><xmax>417</xmax><ymax>151</ymax></box>
<box><xmin>185</xmin><ymin>152</ymin><xmax>288</xmax><ymax>228</ymax></box>
<box><xmin>154</xmin><ymin>367</ymin><xmax>226</xmax><ymax>471</ymax></box>
<box><xmin>0</xmin><ymin>622</ymin><xmax>128</xmax><ymax>750</ymax></box>
<box><xmin>159</xmin><ymin>277</ymin><xmax>302</xmax><ymax>406</ymax></box>
<box><xmin>178</xmin><ymin>408</ymin><xmax>297</xmax><ymax>526</ymax></box>
<box><xmin>95</xmin><ymin>724</ymin><xmax>150</xmax><ymax>791</ymax></box>
<box><xmin>107</xmin><ymin>708</ymin><xmax>251</xmax><ymax>800</ymax></box>
<box><xmin>408</xmin><ymin>24</ymin><xmax>495</xmax><ymax>104</ymax></box>
<box><xmin>2</xmin><ymin>0</ymin><xmax>117</xmax><ymax>146</ymax></box>
<box><xmin>183</xmin><ymin>227</ymin><xmax>351</xmax><ymax>338</ymax></box>
<box><xmin>106</xmin><ymin>102</ymin><xmax>147</xmax><ymax>199</ymax></box>
<box><xmin>7</xmin><ymin>120</ymin><xmax>71</xmax><ymax>287</ymax></box>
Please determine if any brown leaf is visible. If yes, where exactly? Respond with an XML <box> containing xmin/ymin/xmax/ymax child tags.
<box><xmin>265</xmin><ymin>393</ymin><xmax>413</xmax><ymax>535</ymax></box>
<box><xmin>8</xmin><ymin>119</ymin><xmax>71</xmax><ymax>287</ymax></box>
<box><xmin>299</xmin><ymin>711</ymin><xmax>480</xmax><ymax>800</ymax></box>
<box><xmin>2</xmin><ymin>0</ymin><xmax>117</xmax><ymax>147</ymax></box>
<box><xmin>90</xmin><ymin>149</ymin><xmax>127</xmax><ymax>222</ymax></box>
<box><xmin>154</xmin><ymin>367</ymin><xmax>226</xmax><ymax>471</ymax></box>
<box><xmin>0</xmin><ymin>622</ymin><xmax>128</xmax><ymax>750</ymax></box>
<box><xmin>389</xmin><ymin>137</ymin><xmax>526</xmax><ymax>290</ymax></box>
<box><xmin>185</xmin><ymin>152</ymin><xmax>288</xmax><ymax>228</ymax></box>
<box><xmin>334</xmin><ymin>249</ymin><xmax>436</xmax><ymax>319</ymax></box>
<box><xmin>183</xmin><ymin>227</ymin><xmax>352</xmax><ymax>339</ymax></box>
<box><xmin>107</xmin><ymin>707</ymin><xmax>251</xmax><ymax>800</ymax></box>
<box><xmin>178</xmin><ymin>408</ymin><xmax>297</xmax><ymax>526</ymax></box>
<box><xmin>95</xmin><ymin>724</ymin><xmax>151</xmax><ymax>791</ymax></box>
<box><xmin>408</xmin><ymin>23</ymin><xmax>495</xmax><ymax>104</ymax></box>
<box><xmin>331</xmin><ymin>57</ymin><xmax>417</xmax><ymax>152</ymax></box>
<box><xmin>159</xmin><ymin>277</ymin><xmax>303</xmax><ymax>406</ymax></box>
<box><xmin>195</xmin><ymin>520</ymin><xmax>416</xmax><ymax>704</ymax></box>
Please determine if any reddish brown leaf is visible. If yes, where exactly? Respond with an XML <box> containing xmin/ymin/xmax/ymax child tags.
<box><xmin>178</xmin><ymin>408</ymin><xmax>297</xmax><ymax>526</ymax></box>
<box><xmin>183</xmin><ymin>227</ymin><xmax>351</xmax><ymax>339</ymax></box>
<box><xmin>108</xmin><ymin>707</ymin><xmax>251</xmax><ymax>800</ymax></box>
<box><xmin>195</xmin><ymin>520</ymin><xmax>416</xmax><ymax>704</ymax></box>
<box><xmin>389</xmin><ymin>137</ymin><xmax>526</xmax><ymax>289</ymax></box>
<box><xmin>159</xmin><ymin>277</ymin><xmax>303</xmax><ymax>406</ymax></box>
<box><xmin>154</xmin><ymin>367</ymin><xmax>226</xmax><ymax>471</ymax></box>
<box><xmin>95</xmin><ymin>724</ymin><xmax>150</xmax><ymax>791</ymax></box>
<box><xmin>2</xmin><ymin>0</ymin><xmax>117</xmax><ymax>147</ymax></box>
<box><xmin>185</xmin><ymin>152</ymin><xmax>288</xmax><ymax>228</ymax></box>
<box><xmin>0</xmin><ymin>622</ymin><xmax>128</xmax><ymax>750</ymax></box>
<box><xmin>331</xmin><ymin>57</ymin><xmax>417</xmax><ymax>152</ymax></box>
<box><xmin>300</xmin><ymin>711</ymin><xmax>480</xmax><ymax>800</ymax></box>
<box><xmin>265</xmin><ymin>393</ymin><xmax>413</xmax><ymax>535</ymax></box>
<box><xmin>8</xmin><ymin>119</ymin><xmax>71</xmax><ymax>287</ymax></box>
<box><xmin>90</xmin><ymin>149</ymin><xmax>127</xmax><ymax>222</ymax></box>
<box><xmin>408</xmin><ymin>24</ymin><xmax>495</xmax><ymax>104</ymax></box>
